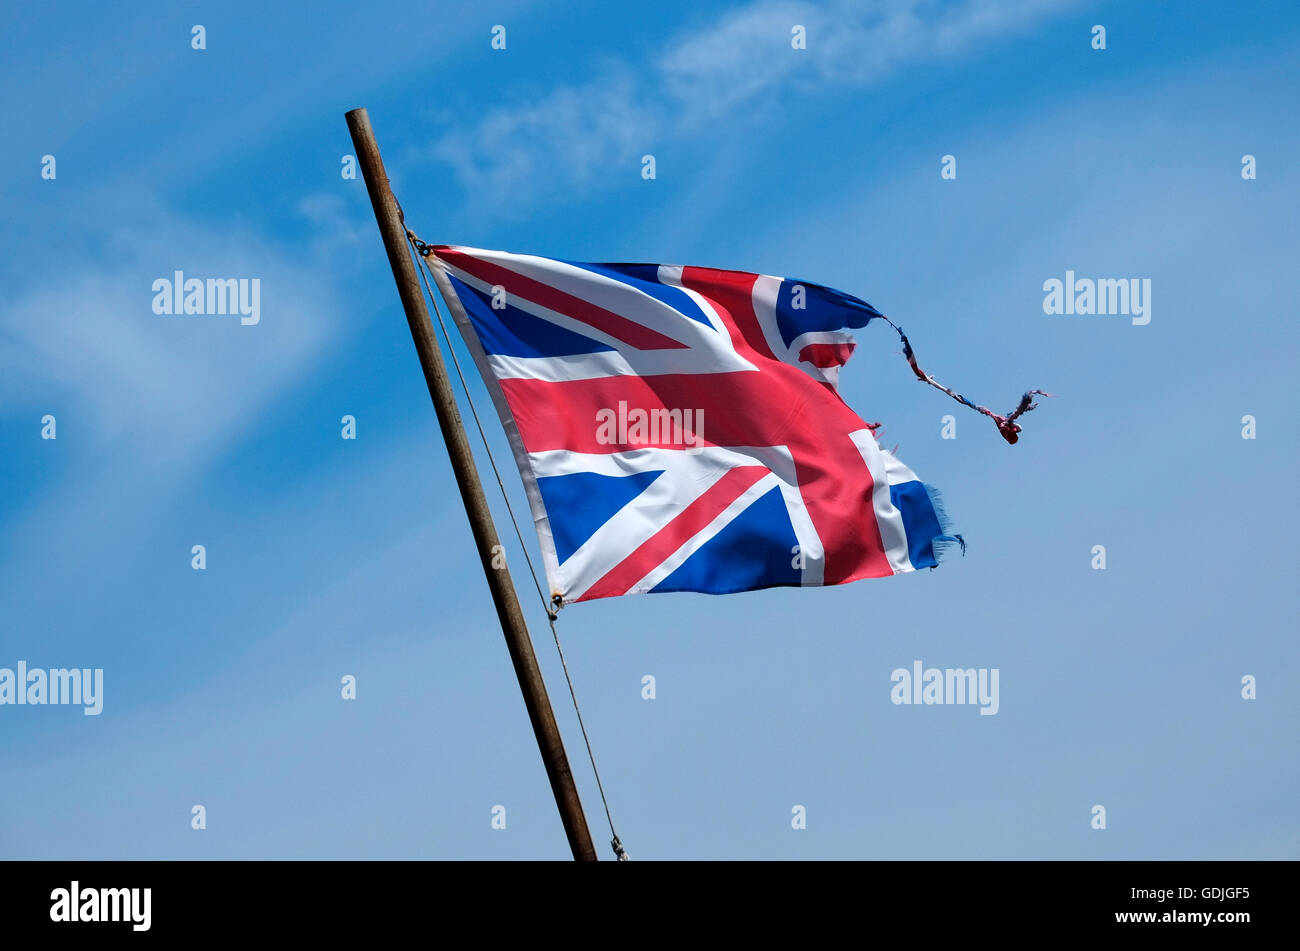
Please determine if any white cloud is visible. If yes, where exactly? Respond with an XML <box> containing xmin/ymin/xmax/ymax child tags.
<box><xmin>431</xmin><ymin>0</ymin><xmax>1078</xmax><ymax>199</ymax></box>
<box><xmin>432</xmin><ymin>72</ymin><xmax>653</xmax><ymax>196</ymax></box>
<box><xmin>296</xmin><ymin>192</ymin><xmax>369</xmax><ymax>256</ymax></box>
<box><xmin>0</xmin><ymin>203</ymin><xmax>349</xmax><ymax>616</ymax></box>
<box><xmin>1</xmin><ymin>214</ymin><xmax>340</xmax><ymax>472</ymax></box>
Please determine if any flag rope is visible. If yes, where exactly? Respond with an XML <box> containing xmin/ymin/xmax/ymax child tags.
<box><xmin>407</xmin><ymin>231</ymin><xmax>629</xmax><ymax>861</ymax></box>
<box><xmin>875</xmin><ymin>315</ymin><xmax>1051</xmax><ymax>445</ymax></box>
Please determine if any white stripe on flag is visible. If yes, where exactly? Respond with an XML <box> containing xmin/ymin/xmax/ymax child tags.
<box><xmin>849</xmin><ymin>428</ymin><xmax>913</xmax><ymax>575</ymax></box>
<box><xmin>627</xmin><ymin>471</ymin><xmax>783</xmax><ymax>595</ymax></box>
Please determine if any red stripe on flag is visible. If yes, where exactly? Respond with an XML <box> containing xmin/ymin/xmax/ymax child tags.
<box><xmin>436</xmin><ymin>247</ymin><xmax>687</xmax><ymax>352</ymax></box>
<box><xmin>577</xmin><ymin>465</ymin><xmax>770</xmax><ymax>601</ymax></box>
<box><xmin>798</xmin><ymin>342</ymin><xmax>855</xmax><ymax>368</ymax></box>
<box><xmin>677</xmin><ymin>265</ymin><xmax>778</xmax><ymax>361</ymax></box>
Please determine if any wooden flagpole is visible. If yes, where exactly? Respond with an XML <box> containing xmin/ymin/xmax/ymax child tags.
<box><xmin>344</xmin><ymin>107</ymin><xmax>598</xmax><ymax>862</ymax></box>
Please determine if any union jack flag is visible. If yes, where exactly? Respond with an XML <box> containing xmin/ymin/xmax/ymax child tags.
<box><xmin>425</xmin><ymin>246</ymin><xmax>967</xmax><ymax>604</ymax></box>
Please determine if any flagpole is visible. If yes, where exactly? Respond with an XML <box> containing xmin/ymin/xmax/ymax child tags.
<box><xmin>344</xmin><ymin>107</ymin><xmax>598</xmax><ymax>862</ymax></box>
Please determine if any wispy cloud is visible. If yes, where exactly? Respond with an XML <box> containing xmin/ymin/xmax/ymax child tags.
<box><xmin>430</xmin><ymin>0</ymin><xmax>1078</xmax><ymax>199</ymax></box>
<box><xmin>1</xmin><ymin>209</ymin><xmax>341</xmax><ymax>472</ymax></box>
<box><xmin>431</xmin><ymin>71</ymin><xmax>653</xmax><ymax>195</ymax></box>
<box><xmin>296</xmin><ymin>192</ymin><xmax>369</xmax><ymax>257</ymax></box>
<box><xmin>0</xmin><ymin>200</ymin><xmax>349</xmax><ymax>619</ymax></box>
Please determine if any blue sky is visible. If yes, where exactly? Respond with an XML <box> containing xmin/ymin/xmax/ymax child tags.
<box><xmin>1</xmin><ymin>0</ymin><xmax>1296</xmax><ymax>859</ymax></box>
